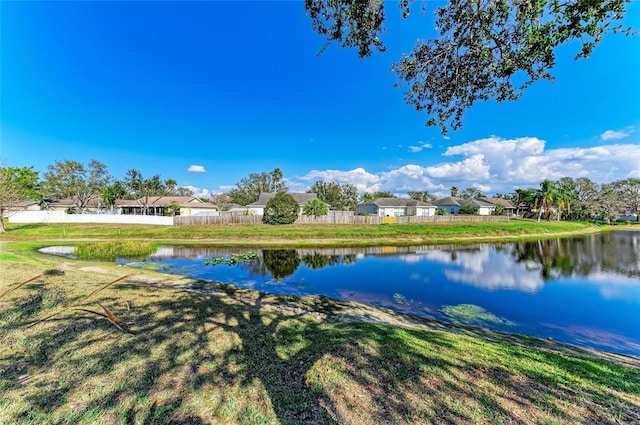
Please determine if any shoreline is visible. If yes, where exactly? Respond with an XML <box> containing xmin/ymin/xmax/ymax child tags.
<box><xmin>6</xmin><ymin>244</ymin><xmax>639</xmax><ymax>368</ymax></box>
<box><xmin>2</xmin><ymin>223</ymin><xmax>638</xmax><ymax>365</ymax></box>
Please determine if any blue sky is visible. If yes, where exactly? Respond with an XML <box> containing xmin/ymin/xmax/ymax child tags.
<box><xmin>2</xmin><ymin>1</ymin><xmax>639</xmax><ymax>199</ymax></box>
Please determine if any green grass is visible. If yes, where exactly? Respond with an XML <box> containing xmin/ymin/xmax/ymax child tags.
<box><xmin>1</xmin><ymin>219</ymin><xmax>604</xmax><ymax>248</ymax></box>
<box><xmin>75</xmin><ymin>241</ymin><xmax>159</xmax><ymax>260</ymax></box>
<box><xmin>0</xmin><ymin>248</ymin><xmax>638</xmax><ymax>424</ymax></box>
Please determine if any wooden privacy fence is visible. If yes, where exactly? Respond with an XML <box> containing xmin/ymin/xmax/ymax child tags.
<box><xmin>396</xmin><ymin>215</ymin><xmax>508</xmax><ymax>223</ymax></box>
<box><xmin>174</xmin><ymin>214</ymin><xmax>263</xmax><ymax>225</ymax></box>
<box><xmin>174</xmin><ymin>213</ymin><xmax>508</xmax><ymax>225</ymax></box>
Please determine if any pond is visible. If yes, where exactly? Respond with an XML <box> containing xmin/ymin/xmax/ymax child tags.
<box><xmin>116</xmin><ymin>231</ymin><xmax>640</xmax><ymax>356</ymax></box>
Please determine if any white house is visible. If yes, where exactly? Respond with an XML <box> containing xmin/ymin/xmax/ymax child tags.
<box><xmin>433</xmin><ymin>196</ymin><xmax>497</xmax><ymax>215</ymax></box>
<box><xmin>355</xmin><ymin>198</ymin><xmax>437</xmax><ymax>217</ymax></box>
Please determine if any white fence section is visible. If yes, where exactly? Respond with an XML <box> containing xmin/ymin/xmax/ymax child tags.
<box><xmin>8</xmin><ymin>211</ymin><xmax>174</xmax><ymax>226</ymax></box>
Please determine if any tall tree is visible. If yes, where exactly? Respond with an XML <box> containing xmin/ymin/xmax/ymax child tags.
<box><xmin>307</xmin><ymin>0</ymin><xmax>632</xmax><ymax>134</ymax></box>
<box><xmin>340</xmin><ymin>183</ymin><xmax>359</xmax><ymax>211</ymax></box>
<box><xmin>460</xmin><ymin>187</ymin><xmax>485</xmax><ymax>199</ymax></box>
<box><xmin>407</xmin><ymin>190</ymin><xmax>435</xmax><ymax>203</ymax></box>
<box><xmin>228</xmin><ymin>168</ymin><xmax>288</xmax><ymax>206</ymax></box>
<box><xmin>574</xmin><ymin>177</ymin><xmax>600</xmax><ymax>219</ymax></box>
<box><xmin>514</xmin><ymin>188</ymin><xmax>537</xmax><ymax>216</ymax></box>
<box><xmin>594</xmin><ymin>183</ymin><xmax>620</xmax><ymax>224</ymax></box>
<box><xmin>44</xmin><ymin>159</ymin><xmax>110</xmax><ymax>212</ymax></box>
<box><xmin>0</xmin><ymin>166</ymin><xmax>41</xmax><ymax>232</ymax></box>
<box><xmin>359</xmin><ymin>191</ymin><xmax>395</xmax><ymax>203</ymax></box>
<box><xmin>164</xmin><ymin>178</ymin><xmax>195</xmax><ymax>197</ymax></box>
<box><xmin>612</xmin><ymin>178</ymin><xmax>640</xmax><ymax>218</ymax></box>
<box><xmin>555</xmin><ymin>177</ymin><xmax>578</xmax><ymax>220</ymax></box>
<box><xmin>123</xmin><ymin>169</ymin><xmax>179</xmax><ymax>215</ymax></box>
<box><xmin>307</xmin><ymin>181</ymin><xmax>358</xmax><ymax>210</ymax></box>
<box><xmin>535</xmin><ymin>179</ymin><xmax>559</xmax><ymax>222</ymax></box>
<box><xmin>101</xmin><ymin>180</ymin><xmax>127</xmax><ymax>211</ymax></box>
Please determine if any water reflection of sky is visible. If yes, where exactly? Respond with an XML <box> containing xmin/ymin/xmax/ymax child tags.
<box><xmin>415</xmin><ymin>249</ymin><xmax>546</xmax><ymax>293</ymax></box>
<box><xmin>117</xmin><ymin>232</ymin><xmax>640</xmax><ymax>356</ymax></box>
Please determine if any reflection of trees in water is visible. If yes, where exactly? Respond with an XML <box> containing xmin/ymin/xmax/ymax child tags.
<box><xmin>511</xmin><ymin>232</ymin><xmax>640</xmax><ymax>280</ymax></box>
<box><xmin>236</xmin><ymin>250</ymin><xmax>359</xmax><ymax>280</ymax></box>
<box><xmin>262</xmin><ymin>250</ymin><xmax>301</xmax><ymax>280</ymax></box>
<box><xmin>301</xmin><ymin>252</ymin><xmax>357</xmax><ymax>269</ymax></box>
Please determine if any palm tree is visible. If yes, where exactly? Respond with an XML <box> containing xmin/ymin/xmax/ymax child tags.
<box><xmin>555</xmin><ymin>177</ymin><xmax>578</xmax><ymax>220</ymax></box>
<box><xmin>536</xmin><ymin>179</ymin><xmax>559</xmax><ymax>222</ymax></box>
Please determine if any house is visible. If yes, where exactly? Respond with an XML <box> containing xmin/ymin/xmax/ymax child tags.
<box><xmin>246</xmin><ymin>193</ymin><xmax>318</xmax><ymax>215</ymax></box>
<box><xmin>45</xmin><ymin>196</ymin><xmax>217</xmax><ymax>216</ymax></box>
<box><xmin>2</xmin><ymin>200</ymin><xmax>42</xmax><ymax>217</ymax></box>
<box><xmin>484</xmin><ymin>197</ymin><xmax>517</xmax><ymax>216</ymax></box>
<box><xmin>433</xmin><ymin>196</ymin><xmax>497</xmax><ymax>215</ymax></box>
<box><xmin>355</xmin><ymin>198</ymin><xmax>437</xmax><ymax>217</ymax></box>
<box><xmin>117</xmin><ymin>196</ymin><xmax>218</xmax><ymax>216</ymax></box>
<box><xmin>47</xmin><ymin>197</ymin><xmax>108</xmax><ymax>213</ymax></box>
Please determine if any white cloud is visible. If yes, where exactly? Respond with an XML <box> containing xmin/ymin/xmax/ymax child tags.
<box><xmin>181</xmin><ymin>185</ymin><xmax>210</xmax><ymax>198</ymax></box>
<box><xmin>255</xmin><ymin>136</ymin><xmax>640</xmax><ymax>197</ymax></box>
<box><xmin>284</xmin><ymin>179</ymin><xmax>308</xmax><ymax>193</ymax></box>
<box><xmin>601</xmin><ymin>128</ymin><xmax>633</xmax><ymax>141</ymax></box>
<box><xmin>187</xmin><ymin>165</ymin><xmax>206</xmax><ymax>173</ymax></box>
<box><xmin>299</xmin><ymin>168</ymin><xmax>382</xmax><ymax>193</ymax></box>
<box><xmin>426</xmin><ymin>154</ymin><xmax>491</xmax><ymax>181</ymax></box>
<box><xmin>431</xmin><ymin>136</ymin><xmax>640</xmax><ymax>188</ymax></box>
<box><xmin>379</xmin><ymin>165</ymin><xmax>440</xmax><ymax>192</ymax></box>
<box><xmin>408</xmin><ymin>142</ymin><xmax>433</xmax><ymax>153</ymax></box>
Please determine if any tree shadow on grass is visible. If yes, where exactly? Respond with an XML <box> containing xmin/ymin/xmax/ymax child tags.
<box><xmin>1</xmin><ymin>275</ymin><xmax>639</xmax><ymax>424</ymax></box>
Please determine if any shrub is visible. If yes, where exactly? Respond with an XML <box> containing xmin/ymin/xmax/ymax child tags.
<box><xmin>458</xmin><ymin>205</ymin><xmax>479</xmax><ymax>215</ymax></box>
<box><xmin>492</xmin><ymin>205</ymin><xmax>505</xmax><ymax>216</ymax></box>
<box><xmin>302</xmin><ymin>199</ymin><xmax>329</xmax><ymax>217</ymax></box>
<box><xmin>263</xmin><ymin>192</ymin><xmax>299</xmax><ymax>225</ymax></box>
<box><xmin>435</xmin><ymin>208</ymin><xmax>448</xmax><ymax>215</ymax></box>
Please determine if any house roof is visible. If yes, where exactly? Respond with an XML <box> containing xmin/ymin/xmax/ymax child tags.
<box><xmin>358</xmin><ymin>198</ymin><xmax>436</xmax><ymax>208</ymax></box>
<box><xmin>49</xmin><ymin>197</ymin><xmax>104</xmax><ymax>208</ymax></box>
<box><xmin>433</xmin><ymin>196</ymin><xmax>461</xmax><ymax>207</ymax></box>
<box><xmin>117</xmin><ymin>197</ymin><xmax>216</xmax><ymax>209</ymax></box>
<box><xmin>484</xmin><ymin>197</ymin><xmax>516</xmax><ymax>208</ymax></box>
<box><xmin>434</xmin><ymin>196</ymin><xmax>496</xmax><ymax>208</ymax></box>
<box><xmin>13</xmin><ymin>200</ymin><xmax>40</xmax><ymax>207</ymax></box>
<box><xmin>248</xmin><ymin>192</ymin><xmax>318</xmax><ymax>207</ymax></box>
<box><xmin>145</xmin><ymin>196</ymin><xmax>204</xmax><ymax>206</ymax></box>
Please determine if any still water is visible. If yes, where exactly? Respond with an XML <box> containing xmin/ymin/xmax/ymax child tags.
<box><xmin>118</xmin><ymin>231</ymin><xmax>640</xmax><ymax>356</ymax></box>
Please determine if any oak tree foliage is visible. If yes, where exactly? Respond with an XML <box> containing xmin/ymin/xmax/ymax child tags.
<box><xmin>123</xmin><ymin>169</ymin><xmax>192</xmax><ymax>215</ymax></box>
<box><xmin>0</xmin><ymin>166</ymin><xmax>41</xmax><ymax>232</ymax></box>
<box><xmin>306</xmin><ymin>0</ymin><xmax>632</xmax><ymax>134</ymax></box>
<box><xmin>229</xmin><ymin>168</ymin><xmax>287</xmax><ymax>206</ymax></box>
<box><xmin>307</xmin><ymin>180</ymin><xmax>358</xmax><ymax>210</ymax></box>
<box><xmin>44</xmin><ymin>159</ymin><xmax>111</xmax><ymax>212</ymax></box>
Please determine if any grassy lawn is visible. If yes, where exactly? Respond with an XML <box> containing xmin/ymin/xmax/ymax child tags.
<box><xmin>1</xmin><ymin>220</ymin><xmax>639</xmax><ymax>424</ymax></box>
<box><xmin>0</xmin><ymin>219</ymin><xmax>610</xmax><ymax>247</ymax></box>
